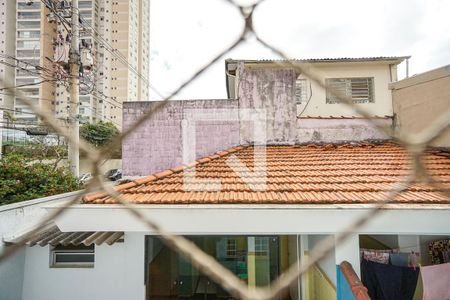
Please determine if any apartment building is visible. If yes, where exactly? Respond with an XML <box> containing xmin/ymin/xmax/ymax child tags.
<box><xmin>110</xmin><ymin>0</ymin><xmax>150</xmax><ymax>126</ymax></box>
<box><xmin>0</xmin><ymin>0</ymin><xmax>16</xmax><ymax>113</ymax></box>
<box><xmin>15</xmin><ymin>0</ymin><xmax>41</xmax><ymax>122</ymax></box>
<box><xmin>0</xmin><ymin>0</ymin><xmax>150</xmax><ymax>130</ymax></box>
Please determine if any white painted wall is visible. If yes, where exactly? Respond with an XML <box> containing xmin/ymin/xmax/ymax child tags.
<box><xmin>0</xmin><ymin>191</ymin><xmax>82</xmax><ymax>300</ymax></box>
<box><xmin>21</xmin><ymin>232</ymin><xmax>145</xmax><ymax>300</ymax></box>
<box><xmin>0</xmin><ymin>248</ymin><xmax>25</xmax><ymax>300</ymax></box>
<box><xmin>0</xmin><ymin>191</ymin><xmax>82</xmax><ymax>241</ymax></box>
<box><xmin>297</xmin><ymin>63</ymin><xmax>394</xmax><ymax>117</ymax></box>
<box><xmin>52</xmin><ymin>205</ymin><xmax>450</xmax><ymax>236</ymax></box>
<box><xmin>308</xmin><ymin>235</ymin><xmax>336</xmax><ymax>285</ymax></box>
<box><xmin>335</xmin><ymin>233</ymin><xmax>361</xmax><ymax>277</ymax></box>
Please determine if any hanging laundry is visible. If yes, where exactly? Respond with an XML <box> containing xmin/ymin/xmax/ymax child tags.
<box><xmin>390</xmin><ymin>253</ymin><xmax>409</xmax><ymax>267</ymax></box>
<box><xmin>444</xmin><ymin>250</ymin><xmax>450</xmax><ymax>263</ymax></box>
<box><xmin>360</xmin><ymin>248</ymin><xmax>396</xmax><ymax>264</ymax></box>
<box><xmin>428</xmin><ymin>239</ymin><xmax>450</xmax><ymax>264</ymax></box>
<box><xmin>361</xmin><ymin>260</ymin><xmax>419</xmax><ymax>300</ymax></box>
<box><xmin>390</xmin><ymin>252</ymin><xmax>420</xmax><ymax>268</ymax></box>
<box><xmin>421</xmin><ymin>262</ymin><xmax>450</xmax><ymax>300</ymax></box>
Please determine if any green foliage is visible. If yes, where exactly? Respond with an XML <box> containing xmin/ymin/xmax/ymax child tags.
<box><xmin>3</xmin><ymin>143</ymin><xmax>67</xmax><ymax>158</ymax></box>
<box><xmin>0</xmin><ymin>153</ymin><xmax>80</xmax><ymax>205</ymax></box>
<box><xmin>80</xmin><ymin>121</ymin><xmax>120</xmax><ymax>148</ymax></box>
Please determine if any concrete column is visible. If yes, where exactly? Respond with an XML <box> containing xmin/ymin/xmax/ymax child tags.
<box><xmin>335</xmin><ymin>233</ymin><xmax>360</xmax><ymax>277</ymax></box>
<box><xmin>247</xmin><ymin>237</ymin><xmax>256</xmax><ymax>288</ymax></box>
<box><xmin>300</xmin><ymin>235</ymin><xmax>309</xmax><ymax>300</ymax></box>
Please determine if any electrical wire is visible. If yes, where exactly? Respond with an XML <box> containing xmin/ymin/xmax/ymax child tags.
<box><xmin>297</xmin><ymin>80</ymin><xmax>313</xmax><ymax>117</ymax></box>
<box><xmin>0</xmin><ymin>79</ymin><xmax>59</xmax><ymax>91</ymax></box>
<box><xmin>74</xmin><ymin>7</ymin><xmax>164</xmax><ymax>98</ymax></box>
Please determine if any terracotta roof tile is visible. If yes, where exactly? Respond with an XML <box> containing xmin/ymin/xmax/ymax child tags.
<box><xmin>83</xmin><ymin>143</ymin><xmax>450</xmax><ymax>205</ymax></box>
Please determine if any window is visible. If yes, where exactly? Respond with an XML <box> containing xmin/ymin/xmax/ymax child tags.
<box><xmin>18</xmin><ymin>31</ymin><xmax>41</xmax><ymax>39</ymax></box>
<box><xmin>18</xmin><ymin>2</ymin><xmax>40</xmax><ymax>9</ymax></box>
<box><xmin>255</xmin><ymin>237</ymin><xmax>269</xmax><ymax>256</ymax></box>
<box><xmin>295</xmin><ymin>79</ymin><xmax>307</xmax><ymax>104</ymax></box>
<box><xmin>18</xmin><ymin>12</ymin><xmax>40</xmax><ymax>19</ymax></box>
<box><xmin>225</xmin><ymin>238</ymin><xmax>237</xmax><ymax>258</ymax></box>
<box><xmin>326</xmin><ymin>77</ymin><xmax>374</xmax><ymax>104</ymax></box>
<box><xmin>50</xmin><ymin>245</ymin><xmax>95</xmax><ymax>268</ymax></box>
<box><xmin>17</xmin><ymin>40</ymin><xmax>40</xmax><ymax>49</ymax></box>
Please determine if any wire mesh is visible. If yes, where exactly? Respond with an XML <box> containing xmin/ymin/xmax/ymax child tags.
<box><xmin>1</xmin><ymin>0</ymin><xmax>449</xmax><ymax>299</ymax></box>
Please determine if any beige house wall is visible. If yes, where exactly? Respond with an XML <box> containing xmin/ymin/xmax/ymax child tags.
<box><xmin>296</xmin><ymin>62</ymin><xmax>396</xmax><ymax>117</ymax></box>
<box><xmin>236</xmin><ymin>60</ymin><xmax>401</xmax><ymax>118</ymax></box>
<box><xmin>391</xmin><ymin>65</ymin><xmax>450</xmax><ymax>148</ymax></box>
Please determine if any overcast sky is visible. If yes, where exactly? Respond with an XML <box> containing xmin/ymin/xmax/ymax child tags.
<box><xmin>149</xmin><ymin>0</ymin><xmax>450</xmax><ymax>100</ymax></box>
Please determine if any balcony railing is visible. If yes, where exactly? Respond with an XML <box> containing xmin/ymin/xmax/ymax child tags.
<box><xmin>337</xmin><ymin>261</ymin><xmax>370</xmax><ymax>300</ymax></box>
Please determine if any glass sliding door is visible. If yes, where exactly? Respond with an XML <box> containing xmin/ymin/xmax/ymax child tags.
<box><xmin>145</xmin><ymin>236</ymin><xmax>284</xmax><ymax>300</ymax></box>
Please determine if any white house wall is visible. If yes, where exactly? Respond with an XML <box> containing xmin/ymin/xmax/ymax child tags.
<box><xmin>21</xmin><ymin>233</ymin><xmax>145</xmax><ymax>300</ymax></box>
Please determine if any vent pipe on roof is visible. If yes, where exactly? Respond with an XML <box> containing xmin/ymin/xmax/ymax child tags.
<box><xmin>406</xmin><ymin>57</ymin><xmax>410</xmax><ymax>78</ymax></box>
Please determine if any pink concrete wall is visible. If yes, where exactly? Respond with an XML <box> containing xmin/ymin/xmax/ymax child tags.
<box><xmin>122</xmin><ymin>100</ymin><xmax>239</xmax><ymax>176</ymax></box>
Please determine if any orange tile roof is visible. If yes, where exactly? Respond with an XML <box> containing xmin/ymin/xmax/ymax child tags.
<box><xmin>83</xmin><ymin>143</ymin><xmax>450</xmax><ymax>205</ymax></box>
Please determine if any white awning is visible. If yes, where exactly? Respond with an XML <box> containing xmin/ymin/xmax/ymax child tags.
<box><xmin>5</xmin><ymin>224</ymin><xmax>124</xmax><ymax>247</ymax></box>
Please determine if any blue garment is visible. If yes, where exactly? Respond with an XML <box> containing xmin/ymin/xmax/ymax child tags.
<box><xmin>361</xmin><ymin>259</ymin><xmax>419</xmax><ymax>300</ymax></box>
<box><xmin>390</xmin><ymin>253</ymin><xmax>410</xmax><ymax>267</ymax></box>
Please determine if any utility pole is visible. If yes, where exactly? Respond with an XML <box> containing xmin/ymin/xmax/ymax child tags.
<box><xmin>68</xmin><ymin>0</ymin><xmax>80</xmax><ymax>177</ymax></box>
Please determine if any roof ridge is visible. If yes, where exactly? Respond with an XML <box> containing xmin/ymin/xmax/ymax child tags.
<box><xmin>82</xmin><ymin>145</ymin><xmax>247</xmax><ymax>203</ymax></box>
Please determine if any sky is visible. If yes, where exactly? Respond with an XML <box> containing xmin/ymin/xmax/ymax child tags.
<box><xmin>149</xmin><ymin>0</ymin><xmax>450</xmax><ymax>100</ymax></box>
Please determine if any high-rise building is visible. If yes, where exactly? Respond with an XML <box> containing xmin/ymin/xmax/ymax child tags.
<box><xmin>0</xmin><ymin>0</ymin><xmax>150</xmax><ymax>129</ymax></box>
<box><xmin>15</xmin><ymin>0</ymin><xmax>42</xmax><ymax>122</ymax></box>
<box><xmin>109</xmin><ymin>0</ymin><xmax>150</xmax><ymax>125</ymax></box>
<box><xmin>0</xmin><ymin>0</ymin><xmax>17</xmax><ymax>114</ymax></box>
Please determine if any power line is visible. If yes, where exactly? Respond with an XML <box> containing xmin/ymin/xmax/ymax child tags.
<box><xmin>0</xmin><ymin>79</ymin><xmax>58</xmax><ymax>91</ymax></box>
<box><xmin>0</xmin><ymin>107</ymin><xmax>39</xmax><ymax>116</ymax></box>
<box><xmin>74</xmin><ymin>7</ymin><xmax>164</xmax><ymax>99</ymax></box>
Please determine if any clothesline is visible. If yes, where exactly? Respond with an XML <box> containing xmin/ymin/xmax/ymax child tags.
<box><xmin>362</xmin><ymin>237</ymin><xmax>450</xmax><ymax>252</ymax></box>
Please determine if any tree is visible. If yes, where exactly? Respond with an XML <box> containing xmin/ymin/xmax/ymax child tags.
<box><xmin>3</xmin><ymin>135</ymin><xmax>67</xmax><ymax>169</ymax></box>
<box><xmin>80</xmin><ymin>121</ymin><xmax>120</xmax><ymax>148</ymax></box>
<box><xmin>0</xmin><ymin>153</ymin><xmax>80</xmax><ymax>205</ymax></box>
